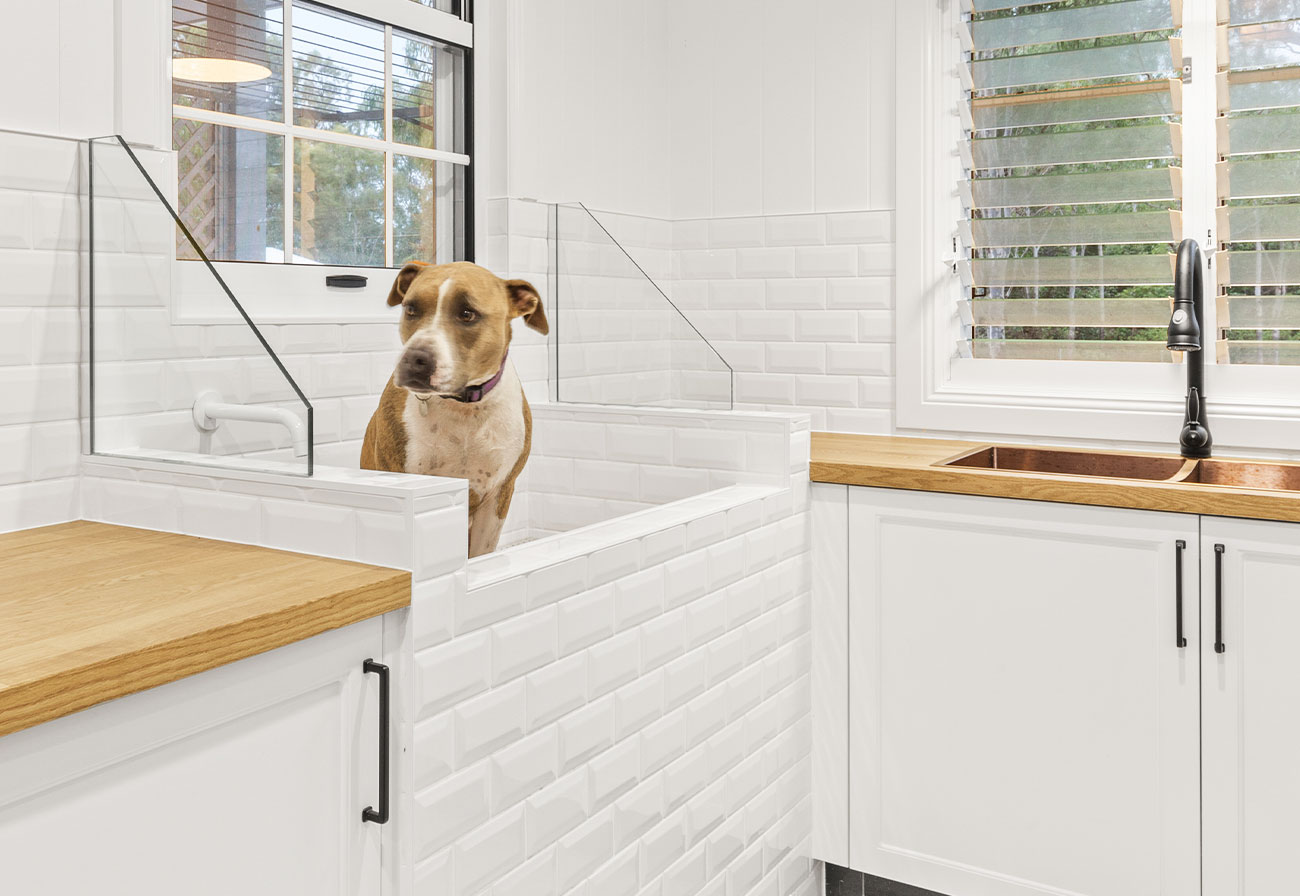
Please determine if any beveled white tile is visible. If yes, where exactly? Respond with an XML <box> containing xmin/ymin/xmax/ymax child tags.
<box><xmin>454</xmin><ymin>678</ymin><xmax>527</xmax><ymax>766</ymax></box>
<box><xmin>414</xmin><ymin>762</ymin><xmax>490</xmax><ymax>857</ymax></box>
<box><xmin>454</xmin><ymin>805</ymin><xmax>526</xmax><ymax>895</ymax></box>
<box><xmin>557</xmin><ymin>809</ymin><xmax>616</xmax><ymax>892</ymax></box>
<box><xmin>491</xmin><ymin>726</ymin><xmax>558</xmax><ymax>812</ymax></box>
<box><xmin>525</xmin><ymin>767</ymin><xmax>589</xmax><ymax>855</ymax></box>
<box><xmin>415</xmin><ymin>631</ymin><xmax>491</xmax><ymax>719</ymax></box>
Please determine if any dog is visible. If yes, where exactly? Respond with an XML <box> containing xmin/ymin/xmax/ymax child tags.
<box><xmin>361</xmin><ymin>261</ymin><xmax>548</xmax><ymax>558</ymax></box>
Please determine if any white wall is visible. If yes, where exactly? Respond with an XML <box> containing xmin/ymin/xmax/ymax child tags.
<box><xmin>667</xmin><ymin>0</ymin><xmax>896</xmax><ymax>219</ymax></box>
<box><xmin>0</xmin><ymin>132</ymin><xmax>83</xmax><ymax>532</ymax></box>
<box><xmin>502</xmin><ymin>0</ymin><xmax>673</xmax><ymax>219</ymax></box>
<box><xmin>671</xmin><ymin>211</ymin><xmax>895</xmax><ymax>433</ymax></box>
<box><xmin>2</xmin><ymin>2</ymin><xmax>115</xmax><ymax>141</ymax></box>
<box><xmin>501</xmin><ymin>0</ymin><xmax>896</xmax><ymax>219</ymax></box>
<box><xmin>411</xmin><ymin>411</ymin><xmax>815</xmax><ymax>896</ymax></box>
<box><xmin>0</xmin><ymin>0</ymin><xmax>124</xmax><ymax>532</ymax></box>
<box><xmin>500</xmin><ymin>0</ymin><xmax>901</xmax><ymax>434</ymax></box>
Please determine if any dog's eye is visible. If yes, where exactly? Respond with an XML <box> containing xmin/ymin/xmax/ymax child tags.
<box><xmin>404</xmin><ymin>304</ymin><xmax>417</xmax><ymax>318</ymax></box>
<box><xmin>459</xmin><ymin>308</ymin><xmax>478</xmax><ymax>323</ymax></box>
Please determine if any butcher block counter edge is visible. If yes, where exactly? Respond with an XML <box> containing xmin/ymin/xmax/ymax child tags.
<box><xmin>0</xmin><ymin>521</ymin><xmax>410</xmax><ymax>739</ymax></box>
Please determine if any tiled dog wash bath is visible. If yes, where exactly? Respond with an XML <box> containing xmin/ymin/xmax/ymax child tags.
<box><xmin>76</xmin><ymin>410</ymin><xmax>816</xmax><ymax>896</ymax></box>
<box><xmin>47</xmin><ymin>134</ymin><xmax>818</xmax><ymax>896</ymax></box>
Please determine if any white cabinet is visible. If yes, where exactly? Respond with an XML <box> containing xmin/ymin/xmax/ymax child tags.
<box><xmin>844</xmin><ymin>488</ymin><xmax>1200</xmax><ymax>896</ymax></box>
<box><xmin>1201</xmin><ymin>518</ymin><xmax>1300</xmax><ymax>896</ymax></box>
<box><xmin>0</xmin><ymin>617</ymin><xmax>389</xmax><ymax>896</ymax></box>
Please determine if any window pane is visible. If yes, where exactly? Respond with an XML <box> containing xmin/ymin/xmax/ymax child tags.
<box><xmin>292</xmin><ymin>2</ymin><xmax>385</xmax><ymax>138</ymax></box>
<box><xmin>392</xmin><ymin>31</ymin><xmax>466</xmax><ymax>152</ymax></box>
<box><xmin>172</xmin><ymin>0</ymin><xmax>284</xmax><ymax>121</ymax></box>
<box><xmin>174</xmin><ymin>121</ymin><xmax>284</xmax><ymax>262</ymax></box>
<box><xmin>1220</xmin><ymin>4</ymin><xmax>1300</xmax><ymax>364</ymax></box>
<box><xmin>394</xmin><ymin>157</ymin><xmax>466</xmax><ymax>264</ymax></box>
<box><xmin>962</xmin><ymin>0</ymin><xmax>1181</xmax><ymax>362</ymax></box>
<box><xmin>293</xmin><ymin>139</ymin><xmax>385</xmax><ymax>266</ymax></box>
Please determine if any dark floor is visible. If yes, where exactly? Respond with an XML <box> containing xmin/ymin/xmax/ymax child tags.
<box><xmin>825</xmin><ymin>864</ymin><xmax>949</xmax><ymax>896</ymax></box>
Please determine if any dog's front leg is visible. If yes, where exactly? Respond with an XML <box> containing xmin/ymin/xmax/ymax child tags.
<box><xmin>468</xmin><ymin>489</ymin><xmax>508</xmax><ymax>558</ymax></box>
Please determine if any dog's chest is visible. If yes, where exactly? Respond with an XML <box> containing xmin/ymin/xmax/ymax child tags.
<box><xmin>401</xmin><ymin>389</ymin><xmax>525</xmax><ymax>498</ymax></box>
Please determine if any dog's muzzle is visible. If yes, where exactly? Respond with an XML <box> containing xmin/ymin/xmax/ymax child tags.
<box><xmin>396</xmin><ymin>346</ymin><xmax>436</xmax><ymax>392</ymax></box>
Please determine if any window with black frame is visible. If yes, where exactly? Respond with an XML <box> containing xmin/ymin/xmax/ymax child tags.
<box><xmin>171</xmin><ymin>0</ymin><xmax>471</xmax><ymax>268</ymax></box>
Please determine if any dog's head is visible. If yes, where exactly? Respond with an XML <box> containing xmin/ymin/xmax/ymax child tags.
<box><xmin>386</xmin><ymin>261</ymin><xmax>547</xmax><ymax>397</ymax></box>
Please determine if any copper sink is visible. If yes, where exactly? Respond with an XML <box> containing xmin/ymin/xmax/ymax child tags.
<box><xmin>1174</xmin><ymin>459</ymin><xmax>1300</xmax><ymax>491</ymax></box>
<box><xmin>939</xmin><ymin>446</ymin><xmax>1189</xmax><ymax>481</ymax></box>
<box><xmin>939</xmin><ymin>445</ymin><xmax>1300</xmax><ymax>492</ymax></box>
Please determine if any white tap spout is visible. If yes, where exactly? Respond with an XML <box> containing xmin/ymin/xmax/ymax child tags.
<box><xmin>192</xmin><ymin>390</ymin><xmax>309</xmax><ymax>458</ymax></box>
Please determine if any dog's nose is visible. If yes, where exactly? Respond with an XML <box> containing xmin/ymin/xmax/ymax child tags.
<box><xmin>396</xmin><ymin>347</ymin><xmax>436</xmax><ymax>391</ymax></box>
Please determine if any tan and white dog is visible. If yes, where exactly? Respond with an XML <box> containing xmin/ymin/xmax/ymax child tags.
<box><xmin>361</xmin><ymin>261</ymin><xmax>548</xmax><ymax>557</ymax></box>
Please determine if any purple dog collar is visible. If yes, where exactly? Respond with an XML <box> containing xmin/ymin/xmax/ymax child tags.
<box><xmin>444</xmin><ymin>351</ymin><xmax>508</xmax><ymax>404</ymax></box>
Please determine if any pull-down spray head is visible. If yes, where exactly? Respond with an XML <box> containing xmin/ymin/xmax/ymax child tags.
<box><xmin>1166</xmin><ymin>300</ymin><xmax>1201</xmax><ymax>351</ymax></box>
<box><xmin>1167</xmin><ymin>239</ymin><xmax>1203</xmax><ymax>352</ymax></box>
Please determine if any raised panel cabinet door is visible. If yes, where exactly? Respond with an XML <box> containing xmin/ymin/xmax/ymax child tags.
<box><xmin>1201</xmin><ymin>517</ymin><xmax>1300</xmax><ymax>896</ymax></box>
<box><xmin>847</xmin><ymin>488</ymin><xmax>1200</xmax><ymax>896</ymax></box>
<box><xmin>0</xmin><ymin>617</ymin><xmax>385</xmax><ymax>896</ymax></box>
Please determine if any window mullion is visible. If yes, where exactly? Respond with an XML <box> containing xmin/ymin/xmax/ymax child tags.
<box><xmin>283</xmin><ymin>0</ymin><xmax>295</xmax><ymax>266</ymax></box>
<box><xmin>384</xmin><ymin>24</ymin><xmax>394</xmax><ymax>268</ymax></box>
<box><xmin>1183</xmin><ymin>0</ymin><xmax>1221</xmax><ymax>366</ymax></box>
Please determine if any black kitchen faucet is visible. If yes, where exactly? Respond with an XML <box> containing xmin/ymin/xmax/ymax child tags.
<box><xmin>1166</xmin><ymin>238</ymin><xmax>1213</xmax><ymax>458</ymax></box>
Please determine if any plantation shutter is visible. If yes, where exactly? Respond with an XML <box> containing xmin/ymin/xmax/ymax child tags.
<box><xmin>959</xmin><ymin>0</ymin><xmax>1184</xmax><ymax>361</ymax></box>
<box><xmin>1217</xmin><ymin>0</ymin><xmax>1300</xmax><ymax>364</ymax></box>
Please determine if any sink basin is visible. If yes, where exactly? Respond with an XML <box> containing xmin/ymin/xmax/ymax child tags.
<box><xmin>940</xmin><ymin>446</ymin><xmax>1189</xmax><ymax>481</ymax></box>
<box><xmin>1176</xmin><ymin>459</ymin><xmax>1300</xmax><ymax>491</ymax></box>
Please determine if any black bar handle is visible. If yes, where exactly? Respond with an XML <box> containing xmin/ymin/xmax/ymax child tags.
<box><xmin>1214</xmin><ymin>545</ymin><xmax>1226</xmax><ymax>654</ymax></box>
<box><xmin>363</xmin><ymin>659</ymin><xmax>390</xmax><ymax>824</ymax></box>
<box><xmin>1174</xmin><ymin>540</ymin><xmax>1188</xmax><ymax>648</ymax></box>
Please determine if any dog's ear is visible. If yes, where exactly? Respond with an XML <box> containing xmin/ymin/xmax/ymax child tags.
<box><xmin>387</xmin><ymin>262</ymin><xmax>425</xmax><ymax>307</ymax></box>
<box><xmin>506</xmin><ymin>279</ymin><xmax>549</xmax><ymax>335</ymax></box>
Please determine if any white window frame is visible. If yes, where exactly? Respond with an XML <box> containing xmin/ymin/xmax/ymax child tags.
<box><xmin>119</xmin><ymin>0</ymin><xmax>486</xmax><ymax>324</ymax></box>
<box><xmin>896</xmin><ymin>0</ymin><xmax>1300</xmax><ymax>452</ymax></box>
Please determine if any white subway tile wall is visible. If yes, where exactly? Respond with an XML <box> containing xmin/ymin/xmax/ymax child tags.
<box><xmin>668</xmin><ymin>211</ymin><xmax>895</xmax><ymax>434</ymax></box>
<box><xmin>88</xmin><ymin>139</ymin><xmax>407</xmax><ymax>466</ymax></box>
<box><xmin>490</xmin><ymin>199</ymin><xmax>896</xmax><ymax>436</ymax></box>
<box><xmin>415</xmin><ymin>485</ymin><xmax>814</xmax><ymax>896</ymax></box>
<box><xmin>496</xmin><ymin>404</ymin><xmax>796</xmax><ymax>548</ymax></box>
<box><xmin>0</xmin><ymin>132</ymin><xmax>81</xmax><ymax>533</ymax></box>
<box><xmin>0</xmin><ymin>134</ymin><xmax>890</xmax><ymax>540</ymax></box>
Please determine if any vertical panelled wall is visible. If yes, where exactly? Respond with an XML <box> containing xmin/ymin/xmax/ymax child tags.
<box><xmin>504</xmin><ymin>0</ymin><xmax>674</xmax><ymax>220</ymax></box>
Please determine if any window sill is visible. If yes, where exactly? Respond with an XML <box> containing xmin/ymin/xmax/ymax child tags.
<box><xmin>172</xmin><ymin>259</ymin><xmax>400</xmax><ymax>325</ymax></box>
<box><xmin>898</xmin><ymin>374</ymin><xmax>1300</xmax><ymax>457</ymax></box>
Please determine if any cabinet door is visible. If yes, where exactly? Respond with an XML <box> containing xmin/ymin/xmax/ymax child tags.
<box><xmin>1202</xmin><ymin>517</ymin><xmax>1300</xmax><ymax>896</ymax></box>
<box><xmin>848</xmin><ymin>489</ymin><xmax>1199</xmax><ymax>896</ymax></box>
<box><xmin>0</xmin><ymin>617</ymin><xmax>385</xmax><ymax>896</ymax></box>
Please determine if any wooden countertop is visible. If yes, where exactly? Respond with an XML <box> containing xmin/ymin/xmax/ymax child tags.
<box><xmin>0</xmin><ymin>522</ymin><xmax>410</xmax><ymax>739</ymax></box>
<box><xmin>811</xmin><ymin>432</ymin><xmax>1300</xmax><ymax>524</ymax></box>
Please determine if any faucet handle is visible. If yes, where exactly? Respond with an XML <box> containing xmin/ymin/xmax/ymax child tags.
<box><xmin>1180</xmin><ymin>387</ymin><xmax>1212</xmax><ymax>457</ymax></box>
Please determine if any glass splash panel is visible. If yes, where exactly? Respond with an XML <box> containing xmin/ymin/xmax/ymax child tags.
<box><xmin>87</xmin><ymin>135</ymin><xmax>314</xmax><ymax>475</ymax></box>
<box><xmin>550</xmin><ymin>203</ymin><xmax>733</xmax><ymax>410</ymax></box>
